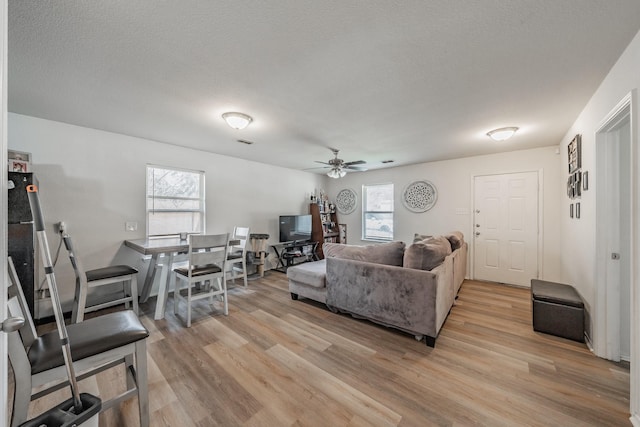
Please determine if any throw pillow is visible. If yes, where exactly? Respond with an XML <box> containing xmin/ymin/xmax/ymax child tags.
<box><xmin>444</xmin><ymin>231</ymin><xmax>464</xmax><ymax>251</ymax></box>
<box><xmin>403</xmin><ymin>236</ymin><xmax>452</xmax><ymax>271</ymax></box>
<box><xmin>323</xmin><ymin>241</ymin><xmax>406</xmax><ymax>266</ymax></box>
<box><xmin>413</xmin><ymin>233</ymin><xmax>432</xmax><ymax>243</ymax></box>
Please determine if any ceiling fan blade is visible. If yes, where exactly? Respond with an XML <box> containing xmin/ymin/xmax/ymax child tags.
<box><xmin>344</xmin><ymin>160</ymin><xmax>366</xmax><ymax>166</ymax></box>
<box><xmin>345</xmin><ymin>165</ymin><xmax>368</xmax><ymax>171</ymax></box>
<box><xmin>314</xmin><ymin>160</ymin><xmax>331</xmax><ymax>165</ymax></box>
<box><xmin>304</xmin><ymin>165</ymin><xmax>330</xmax><ymax>171</ymax></box>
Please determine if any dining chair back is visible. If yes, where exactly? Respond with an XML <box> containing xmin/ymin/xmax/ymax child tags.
<box><xmin>227</xmin><ymin>226</ymin><xmax>250</xmax><ymax>287</ymax></box>
<box><xmin>172</xmin><ymin>233</ymin><xmax>230</xmax><ymax>327</ymax></box>
<box><xmin>7</xmin><ymin>257</ymin><xmax>150</xmax><ymax>427</ymax></box>
<box><xmin>63</xmin><ymin>233</ymin><xmax>139</xmax><ymax>323</ymax></box>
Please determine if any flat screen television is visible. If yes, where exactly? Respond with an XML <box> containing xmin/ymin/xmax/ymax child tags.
<box><xmin>279</xmin><ymin>215</ymin><xmax>312</xmax><ymax>243</ymax></box>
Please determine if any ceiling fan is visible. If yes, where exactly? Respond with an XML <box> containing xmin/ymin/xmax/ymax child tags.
<box><xmin>315</xmin><ymin>148</ymin><xmax>367</xmax><ymax>178</ymax></box>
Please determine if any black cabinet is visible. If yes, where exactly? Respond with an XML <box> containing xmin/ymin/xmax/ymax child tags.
<box><xmin>8</xmin><ymin>172</ymin><xmax>38</xmax><ymax>317</ymax></box>
<box><xmin>8</xmin><ymin>224</ymin><xmax>36</xmax><ymax>316</ymax></box>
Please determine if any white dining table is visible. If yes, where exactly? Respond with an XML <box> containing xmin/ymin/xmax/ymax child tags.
<box><xmin>124</xmin><ymin>237</ymin><xmax>238</xmax><ymax>320</ymax></box>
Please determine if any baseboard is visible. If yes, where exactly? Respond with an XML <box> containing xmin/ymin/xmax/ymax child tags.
<box><xmin>630</xmin><ymin>413</ymin><xmax>640</xmax><ymax>427</ymax></box>
<box><xmin>584</xmin><ymin>332</ymin><xmax>593</xmax><ymax>352</ymax></box>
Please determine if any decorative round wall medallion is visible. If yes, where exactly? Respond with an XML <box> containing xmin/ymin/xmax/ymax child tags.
<box><xmin>336</xmin><ymin>188</ymin><xmax>357</xmax><ymax>214</ymax></box>
<box><xmin>402</xmin><ymin>180</ymin><xmax>437</xmax><ymax>212</ymax></box>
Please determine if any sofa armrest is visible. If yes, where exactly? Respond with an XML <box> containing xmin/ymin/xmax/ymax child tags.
<box><xmin>326</xmin><ymin>257</ymin><xmax>451</xmax><ymax>337</ymax></box>
<box><xmin>451</xmin><ymin>242</ymin><xmax>468</xmax><ymax>296</ymax></box>
<box><xmin>430</xmin><ymin>254</ymin><xmax>455</xmax><ymax>331</ymax></box>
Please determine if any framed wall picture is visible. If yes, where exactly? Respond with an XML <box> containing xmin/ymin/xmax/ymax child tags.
<box><xmin>568</xmin><ymin>134</ymin><xmax>582</xmax><ymax>174</ymax></box>
<box><xmin>582</xmin><ymin>171</ymin><xmax>589</xmax><ymax>191</ymax></box>
<box><xmin>576</xmin><ymin>202</ymin><xmax>581</xmax><ymax>219</ymax></box>
<box><xmin>9</xmin><ymin>159</ymin><xmax>29</xmax><ymax>172</ymax></box>
<box><xmin>570</xmin><ymin>203</ymin><xmax>574</xmax><ymax>218</ymax></box>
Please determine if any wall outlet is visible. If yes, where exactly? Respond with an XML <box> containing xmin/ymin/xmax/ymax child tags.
<box><xmin>55</xmin><ymin>221</ymin><xmax>66</xmax><ymax>233</ymax></box>
<box><xmin>125</xmin><ymin>221</ymin><xmax>138</xmax><ymax>232</ymax></box>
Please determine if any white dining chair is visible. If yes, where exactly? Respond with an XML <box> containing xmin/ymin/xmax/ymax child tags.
<box><xmin>63</xmin><ymin>233</ymin><xmax>139</xmax><ymax>323</ymax></box>
<box><xmin>226</xmin><ymin>226</ymin><xmax>250</xmax><ymax>287</ymax></box>
<box><xmin>172</xmin><ymin>233</ymin><xmax>229</xmax><ymax>327</ymax></box>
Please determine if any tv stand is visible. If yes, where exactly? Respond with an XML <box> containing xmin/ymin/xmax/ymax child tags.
<box><xmin>271</xmin><ymin>241</ymin><xmax>319</xmax><ymax>272</ymax></box>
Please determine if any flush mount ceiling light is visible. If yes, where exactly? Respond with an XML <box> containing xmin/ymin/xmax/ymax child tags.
<box><xmin>222</xmin><ymin>112</ymin><xmax>253</xmax><ymax>130</ymax></box>
<box><xmin>487</xmin><ymin>126</ymin><xmax>519</xmax><ymax>141</ymax></box>
<box><xmin>327</xmin><ymin>168</ymin><xmax>347</xmax><ymax>179</ymax></box>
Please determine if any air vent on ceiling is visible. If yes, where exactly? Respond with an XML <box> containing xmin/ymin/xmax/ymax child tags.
<box><xmin>237</xmin><ymin>139</ymin><xmax>254</xmax><ymax>145</ymax></box>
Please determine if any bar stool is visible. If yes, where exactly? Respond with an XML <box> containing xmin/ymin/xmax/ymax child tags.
<box><xmin>63</xmin><ymin>234</ymin><xmax>139</xmax><ymax>323</ymax></box>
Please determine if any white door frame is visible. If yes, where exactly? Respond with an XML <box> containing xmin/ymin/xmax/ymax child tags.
<box><xmin>1</xmin><ymin>2</ymin><xmax>9</xmax><ymax>426</ymax></box>
<box><xmin>470</xmin><ymin>169</ymin><xmax>544</xmax><ymax>284</ymax></box>
<box><xmin>594</xmin><ymin>91</ymin><xmax>639</xmax><ymax>425</ymax></box>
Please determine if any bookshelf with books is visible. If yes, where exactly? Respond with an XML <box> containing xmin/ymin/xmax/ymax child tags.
<box><xmin>310</xmin><ymin>201</ymin><xmax>340</xmax><ymax>259</ymax></box>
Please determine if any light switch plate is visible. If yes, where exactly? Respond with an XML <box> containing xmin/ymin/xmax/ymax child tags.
<box><xmin>125</xmin><ymin>221</ymin><xmax>138</xmax><ymax>232</ymax></box>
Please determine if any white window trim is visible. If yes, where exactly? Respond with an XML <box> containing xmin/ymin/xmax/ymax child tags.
<box><xmin>362</xmin><ymin>182</ymin><xmax>394</xmax><ymax>242</ymax></box>
<box><xmin>146</xmin><ymin>164</ymin><xmax>206</xmax><ymax>238</ymax></box>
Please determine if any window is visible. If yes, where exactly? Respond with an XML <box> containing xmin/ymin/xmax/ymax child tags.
<box><xmin>362</xmin><ymin>183</ymin><xmax>394</xmax><ymax>241</ymax></box>
<box><xmin>146</xmin><ymin>165</ymin><xmax>205</xmax><ymax>237</ymax></box>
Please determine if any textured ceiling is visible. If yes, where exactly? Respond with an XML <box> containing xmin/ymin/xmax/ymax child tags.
<box><xmin>8</xmin><ymin>1</ymin><xmax>640</xmax><ymax>173</ymax></box>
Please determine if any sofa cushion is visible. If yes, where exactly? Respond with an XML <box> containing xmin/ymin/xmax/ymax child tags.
<box><xmin>444</xmin><ymin>231</ymin><xmax>464</xmax><ymax>251</ymax></box>
<box><xmin>286</xmin><ymin>260</ymin><xmax>326</xmax><ymax>289</ymax></box>
<box><xmin>323</xmin><ymin>241</ymin><xmax>406</xmax><ymax>266</ymax></box>
<box><xmin>403</xmin><ymin>236</ymin><xmax>452</xmax><ymax>271</ymax></box>
<box><xmin>413</xmin><ymin>233</ymin><xmax>433</xmax><ymax>243</ymax></box>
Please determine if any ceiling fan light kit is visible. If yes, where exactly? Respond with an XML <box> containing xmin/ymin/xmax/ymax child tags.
<box><xmin>316</xmin><ymin>148</ymin><xmax>367</xmax><ymax>179</ymax></box>
<box><xmin>222</xmin><ymin>112</ymin><xmax>253</xmax><ymax>130</ymax></box>
<box><xmin>327</xmin><ymin>168</ymin><xmax>347</xmax><ymax>179</ymax></box>
<box><xmin>487</xmin><ymin>126</ymin><xmax>518</xmax><ymax>141</ymax></box>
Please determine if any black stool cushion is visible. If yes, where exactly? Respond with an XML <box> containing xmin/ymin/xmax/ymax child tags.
<box><xmin>28</xmin><ymin>310</ymin><xmax>149</xmax><ymax>375</ymax></box>
<box><xmin>174</xmin><ymin>265</ymin><xmax>222</xmax><ymax>277</ymax></box>
<box><xmin>85</xmin><ymin>265</ymin><xmax>138</xmax><ymax>282</ymax></box>
<box><xmin>531</xmin><ymin>279</ymin><xmax>584</xmax><ymax>308</ymax></box>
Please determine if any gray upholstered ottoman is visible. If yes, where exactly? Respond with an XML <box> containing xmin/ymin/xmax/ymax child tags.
<box><xmin>531</xmin><ymin>279</ymin><xmax>584</xmax><ymax>342</ymax></box>
<box><xmin>287</xmin><ymin>260</ymin><xmax>327</xmax><ymax>304</ymax></box>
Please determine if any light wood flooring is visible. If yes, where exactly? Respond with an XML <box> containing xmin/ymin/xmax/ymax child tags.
<box><xmin>12</xmin><ymin>274</ymin><xmax>630</xmax><ymax>426</ymax></box>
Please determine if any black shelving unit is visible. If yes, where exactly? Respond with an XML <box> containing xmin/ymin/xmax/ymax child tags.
<box><xmin>8</xmin><ymin>172</ymin><xmax>38</xmax><ymax>318</ymax></box>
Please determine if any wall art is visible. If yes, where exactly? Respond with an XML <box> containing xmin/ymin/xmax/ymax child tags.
<box><xmin>335</xmin><ymin>188</ymin><xmax>357</xmax><ymax>214</ymax></box>
<box><xmin>402</xmin><ymin>180</ymin><xmax>437</xmax><ymax>213</ymax></box>
<box><xmin>568</xmin><ymin>134</ymin><xmax>582</xmax><ymax>174</ymax></box>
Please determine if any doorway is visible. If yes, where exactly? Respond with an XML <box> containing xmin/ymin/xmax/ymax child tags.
<box><xmin>473</xmin><ymin>171</ymin><xmax>540</xmax><ymax>287</ymax></box>
<box><xmin>595</xmin><ymin>96</ymin><xmax>632</xmax><ymax>362</ymax></box>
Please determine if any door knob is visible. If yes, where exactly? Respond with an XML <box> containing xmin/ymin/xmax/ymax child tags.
<box><xmin>475</xmin><ymin>232</ymin><xmax>480</xmax><ymax>236</ymax></box>
<box><xmin>475</xmin><ymin>224</ymin><xmax>480</xmax><ymax>227</ymax></box>
<box><xmin>1</xmin><ymin>316</ymin><xmax>24</xmax><ymax>333</ymax></box>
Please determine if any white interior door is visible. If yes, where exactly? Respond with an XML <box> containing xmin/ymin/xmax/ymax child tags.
<box><xmin>473</xmin><ymin>172</ymin><xmax>539</xmax><ymax>287</ymax></box>
<box><xmin>595</xmin><ymin>101</ymin><xmax>632</xmax><ymax>363</ymax></box>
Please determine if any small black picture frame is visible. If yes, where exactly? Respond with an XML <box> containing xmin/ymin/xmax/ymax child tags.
<box><xmin>570</xmin><ymin>203</ymin><xmax>574</xmax><ymax>218</ymax></box>
<box><xmin>576</xmin><ymin>202</ymin><xmax>580</xmax><ymax>219</ymax></box>
<box><xmin>582</xmin><ymin>171</ymin><xmax>589</xmax><ymax>191</ymax></box>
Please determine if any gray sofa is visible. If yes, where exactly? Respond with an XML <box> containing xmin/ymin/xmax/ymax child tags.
<box><xmin>287</xmin><ymin>233</ymin><xmax>467</xmax><ymax>347</ymax></box>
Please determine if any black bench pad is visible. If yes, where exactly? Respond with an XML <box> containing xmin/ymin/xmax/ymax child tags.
<box><xmin>28</xmin><ymin>310</ymin><xmax>149</xmax><ymax>375</ymax></box>
<box><xmin>85</xmin><ymin>265</ymin><xmax>137</xmax><ymax>282</ymax></box>
<box><xmin>531</xmin><ymin>279</ymin><xmax>584</xmax><ymax>308</ymax></box>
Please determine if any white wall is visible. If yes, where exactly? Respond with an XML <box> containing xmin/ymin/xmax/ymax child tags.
<box><xmin>325</xmin><ymin>145</ymin><xmax>562</xmax><ymax>282</ymax></box>
<box><xmin>8</xmin><ymin>113</ymin><xmax>325</xmax><ymax>309</ymax></box>
<box><xmin>557</xmin><ymin>29</ymin><xmax>640</xmax><ymax>423</ymax></box>
<box><xmin>559</xmin><ymin>30</ymin><xmax>640</xmax><ymax>307</ymax></box>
